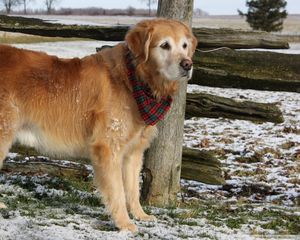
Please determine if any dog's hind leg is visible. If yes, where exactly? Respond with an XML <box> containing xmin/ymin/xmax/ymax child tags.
<box><xmin>0</xmin><ymin>97</ymin><xmax>19</xmax><ymax>169</ymax></box>
<box><xmin>90</xmin><ymin>142</ymin><xmax>137</xmax><ymax>232</ymax></box>
<box><xmin>0</xmin><ymin>94</ymin><xmax>19</xmax><ymax>209</ymax></box>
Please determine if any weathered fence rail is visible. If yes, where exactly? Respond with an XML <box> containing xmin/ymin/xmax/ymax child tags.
<box><xmin>0</xmin><ymin>15</ymin><xmax>289</xmax><ymax>49</ymax></box>
<box><xmin>192</xmin><ymin>48</ymin><xmax>300</xmax><ymax>92</ymax></box>
<box><xmin>186</xmin><ymin>93</ymin><xmax>284</xmax><ymax>123</ymax></box>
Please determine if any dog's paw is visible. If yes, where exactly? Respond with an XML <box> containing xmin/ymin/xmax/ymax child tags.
<box><xmin>135</xmin><ymin>213</ymin><xmax>157</xmax><ymax>222</ymax></box>
<box><xmin>118</xmin><ymin>222</ymin><xmax>138</xmax><ymax>233</ymax></box>
<box><xmin>0</xmin><ymin>202</ymin><xmax>7</xmax><ymax>209</ymax></box>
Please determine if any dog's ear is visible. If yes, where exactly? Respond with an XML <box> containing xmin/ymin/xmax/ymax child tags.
<box><xmin>125</xmin><ymin>25</ymin><xmax>153</xmax><ymax>63</ymax></box>
<box><xmin>189</xmin><ymin>35</ymin><xmax>198</xmax><ymax>57</ymax></box>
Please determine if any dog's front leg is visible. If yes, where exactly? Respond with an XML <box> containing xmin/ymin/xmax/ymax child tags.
<box><xmin>91</xmin><ymin>142</ymin><xmax>137</xmax><ymax>232</ymax></box>
<box><xmin>123</xmin><ymin>149</ymin><xmax>156</xmax><ymax>222</ymax></box>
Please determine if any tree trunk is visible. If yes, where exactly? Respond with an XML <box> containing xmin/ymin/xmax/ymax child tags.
<box><xmin>141</xmin><ymin>0</ymin><xmax>194</xmax><ymax>206</ymax></box>
<box><xmin>186</xmin><ymin>93</ymin><xmax>284</xmax><ymax>123</ymax></box>
<box><xmin>156</xmin><ymin>0</ymin><xmax>194</xmax><ymax>22</ymax></box>
<box><xmin>5</xmin><ymin>4</ymin><xmax>12</xmax><ymax>14</ymax></box>
<box><xmin>24</xmin><ymin>1</ymin><xmax>27</xmax><ymax>15</ymax></box>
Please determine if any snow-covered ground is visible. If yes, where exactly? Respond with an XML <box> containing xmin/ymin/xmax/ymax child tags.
<box><xmin>0</xmin><ymin>41</ymin><xmax>300</xmax><ymax>239</ymax></box>
<box><xmin>10</xmin><ymin>40</ymin><xmax>300</xmax><ymax>57</ymax></box>
<box><xmin>11</xmin><ymin>40</ymin><xmax>118</xmax><ymax>58</ymax></box>
<box><xmin>240</xmin><ymin>43</ymin><xmax>300</xmax><ymax>54</ymax></box>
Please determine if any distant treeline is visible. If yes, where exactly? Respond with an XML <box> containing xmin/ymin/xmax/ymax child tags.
<box><xmin>0</xmin><ymin>7</ymin><xmax>208</xmax><ymax>17</ymax></box>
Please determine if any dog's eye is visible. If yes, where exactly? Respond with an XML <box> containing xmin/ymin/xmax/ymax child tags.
<box><xmin>183</xmin><ymin>43</ymin><xmax>188</xmax><ymax>49</ymax></box>
<box><xmin>160</xmin><ymin>42</ymin><xmax>171</xmax><ymax>50</ymax></box>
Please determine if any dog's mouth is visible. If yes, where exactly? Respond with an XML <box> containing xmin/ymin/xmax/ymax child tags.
<box><xmin>158</xmin><ymin>64</ymin><xmax>193</xmax><ymax>82</ymax></box>
<box><xmin>180</xmin><ymin>67</ymin><xmax>193</xmax><ymax>81</ymax></box>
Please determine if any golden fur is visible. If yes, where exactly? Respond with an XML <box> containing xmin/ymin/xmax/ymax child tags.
<box><xmin>0</xmin><ymin>18</ymin><xmax>197</xmax><ymax>232</ymax></box>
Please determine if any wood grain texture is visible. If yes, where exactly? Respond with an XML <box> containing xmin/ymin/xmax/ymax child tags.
<box><xmin>191</xmin><ymin>48</ymin><xmax>300</xmax><ymax>92</ymax></box>
<box><xmin>186</xmin><ymin>93</ymin><xmax>284</xmax><ymax>123</ymax></box>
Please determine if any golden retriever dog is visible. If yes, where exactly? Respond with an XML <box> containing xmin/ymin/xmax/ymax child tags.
<box><xmin>0</xmin><ymin>18</ymin><xmax>197</xmax><ymax>232</ymax></box>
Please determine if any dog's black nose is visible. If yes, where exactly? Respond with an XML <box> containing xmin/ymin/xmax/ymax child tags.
<box><xmin>180</xmin><ymin>59</ymin><xmax>193</xmax><ymax>71</ymax></box>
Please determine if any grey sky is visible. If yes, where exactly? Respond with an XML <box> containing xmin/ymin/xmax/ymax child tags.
<box><xmin>30</xmin><ymin>0</ymin><xmax>300</xmax><ymax>15</ymax></box>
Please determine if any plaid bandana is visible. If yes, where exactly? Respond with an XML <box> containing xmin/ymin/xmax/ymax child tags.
<box><xmin>125</xmin><ymin>50</ymin><xmax>173</xmax><ymax>126</ymax></box>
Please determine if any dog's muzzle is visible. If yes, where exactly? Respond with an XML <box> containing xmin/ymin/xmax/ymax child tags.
<box><xmin>180</xmin><ymin>59</ymin><xmax>193</xmax><ymax>80</ymax></box>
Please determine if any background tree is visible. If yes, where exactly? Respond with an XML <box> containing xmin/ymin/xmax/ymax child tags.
<box><xmin>20</xmin><ymin>0</ymin><xmax>33</xmax><ymax>14</ymax></box>
<box><xmin>142</xmin><ymin>0</ymin><xmax>194</xmax><ymax>206</ymax></box>
<box><xmin>127</xmin><ymin>6</ymin><xmax>135</xmax><ymax>16</ymax></box>
<box><xmin>1</xmin><ymin>0</ymin><xmax>20</xmax><ymax>14</ymax></box>
<box><xmin>238</xmin><ymin>0</ymin><xmax>288</xmax><ymax>32</ymax></box>
<box><xmin>140</xmin><ymin>0</ymin><xmax>157</xmax><ymax>16</ymax></box>
<box><xmin>45</xmin><ymin>0</ymin><xmax>59</xmax><ymax>14</ymax></box>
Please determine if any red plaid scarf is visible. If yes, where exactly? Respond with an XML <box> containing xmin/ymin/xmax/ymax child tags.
<box><xmin>125</xmin><ymin>49</ymin><xmax>173</xmax><ymax>126</ymax></box>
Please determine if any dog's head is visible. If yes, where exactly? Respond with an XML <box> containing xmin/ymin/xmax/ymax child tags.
<box><xmin>125</xmin><ymin>19</ymin><xmax>198</xmax><ymax>82</ymax></box>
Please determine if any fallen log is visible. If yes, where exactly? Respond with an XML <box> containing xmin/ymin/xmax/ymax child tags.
<box><xmin>1</xmin><ymin>156</ymin><xmax>91</xmax><ymax>179</ymax></box>
<box><xmin>1</xmin><ymin>146</ymin><xmax>225</xmax><ymax>185</ymax></box>
<box><xmin>186</xmin><ymin>92</ymin><xmax>284</xmax><ymax>123</ymax></box>
<box><xmin>181</xmin><ymin>147</ymin><xmax>225</xmax><ymax>185</ymax></box>
<box><xmin>191</xmin><ymin>48</ymin><xmax>300</xmax><ymax>93</ymax></box>
<box><xmin>0</xmin><ymin>15</ymin><xmax>289</xmax><ymax>49</ymax></box>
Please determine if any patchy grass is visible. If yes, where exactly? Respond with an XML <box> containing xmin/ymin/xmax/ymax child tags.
<box><xmin>1</xmin><ymin>169</ymin><xmax>299</xmax><ymax>238</ymax></box>
<box><xmin>169</xmin><ymin>199</ymin><xmax>300</xmax><ymax>235</ymax></box>
<box><xmin>0</xmin><ymin>31</ymin><xmax>85</xmax><ymax>44</ymax></box>
<box><xmin>0</xmin><ymin>173</ymin><xmax>100</xmax><ymax>210</ymax></box>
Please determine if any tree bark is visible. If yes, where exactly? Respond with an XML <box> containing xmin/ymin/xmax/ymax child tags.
<box><xmin>191</xmin><ymin>48</ymin><xmax>300</xmax><ymax>92</ymax></box>
<box><xmin>0</xmin><ymin>15</ymin><xmax>289</xmax><ymax>49</ymax></box>
<box><xmin>141</xmin><ymin>0</ymin><xmax>194</xmax><ymax>206</ymax></box>
<box><xmin>186</xmin><ymin>93</ymin><xmax>284</xmax><ymax>123</ymax></box>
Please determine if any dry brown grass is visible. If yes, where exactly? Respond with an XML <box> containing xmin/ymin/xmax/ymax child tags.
<box><xmin>0</xmin><ymin>31</ymin><xmax>84</xmax><ymax>44</ymax></box>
